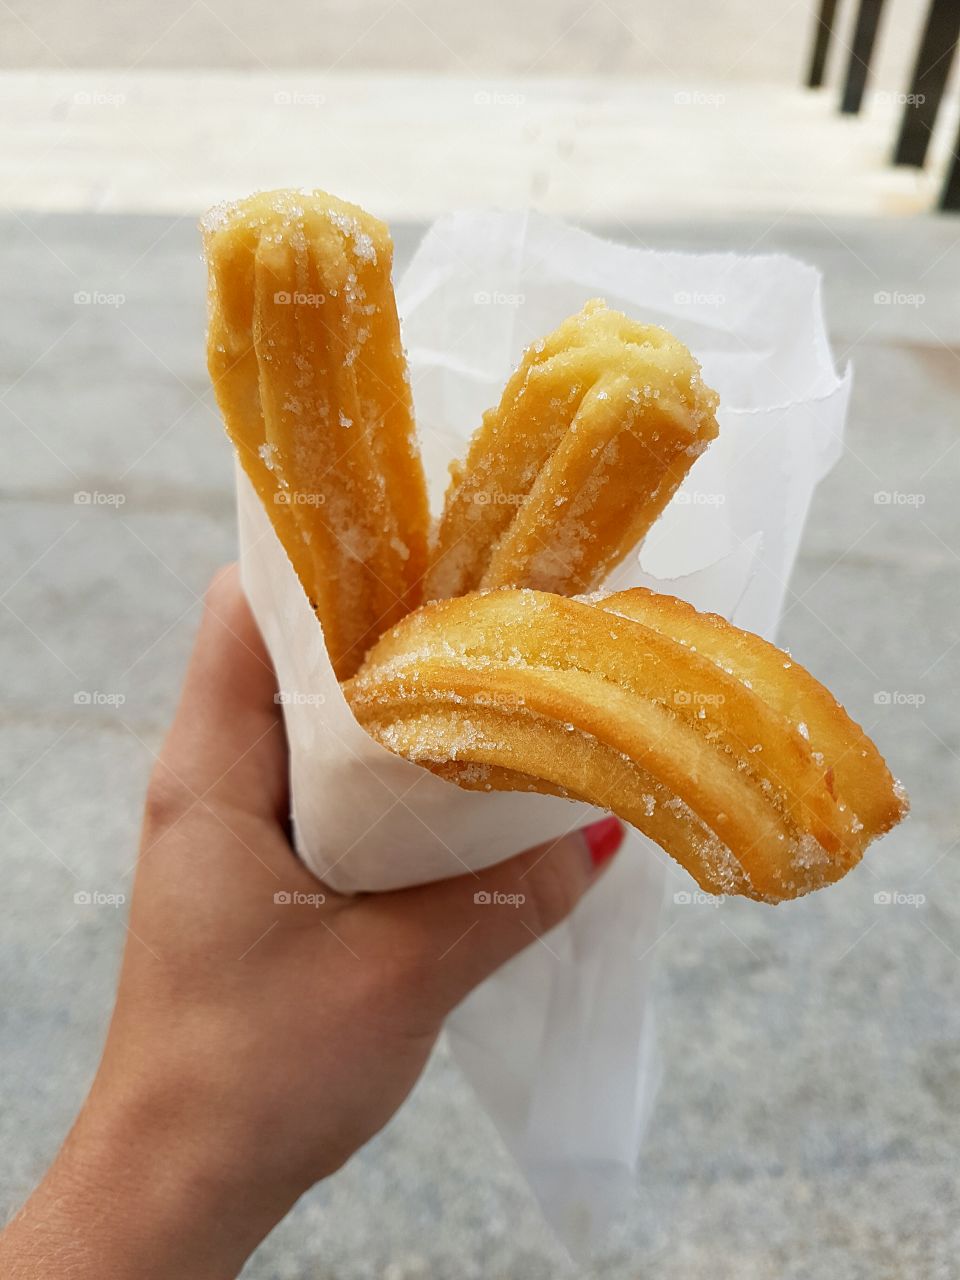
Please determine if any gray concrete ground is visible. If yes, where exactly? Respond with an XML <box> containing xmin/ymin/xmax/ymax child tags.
<box><xmin>1</xmin><ymin>211</ymin><xmax>958</xmax><ymax>1278</ymax></box>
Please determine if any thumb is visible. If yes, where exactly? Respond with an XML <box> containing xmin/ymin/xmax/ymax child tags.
<box><xmin>368</xmin><ymin>816</ymin><xmax>625</xmax><ymax>1017</ymax></box>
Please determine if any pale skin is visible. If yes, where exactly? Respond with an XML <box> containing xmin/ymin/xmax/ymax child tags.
<box><xmin>0</xmin><ymin>565</ymin><xmax>624</xmax><ymax>1278</ymax></box>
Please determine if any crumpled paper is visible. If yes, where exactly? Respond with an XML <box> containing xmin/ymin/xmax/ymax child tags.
<box><xmin>237</xmin><ymin>210</ymin><xmax>850</xmax><ymax>1255</ymax></box>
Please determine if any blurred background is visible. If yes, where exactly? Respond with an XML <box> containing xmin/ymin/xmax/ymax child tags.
<box><xmin>2</xmin><ymin>2</ymin><xmax>959</xmax><ymax>1278</ymax></box>
<box><xmin>3</xmin><ymin>0</ymin><xmax>960</xmax><ymax>214</ymax></box>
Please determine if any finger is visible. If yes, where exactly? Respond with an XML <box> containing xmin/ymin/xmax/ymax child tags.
<box><xmin>352</xmin><ymin>816</ymin><xmax>625</xmax><ymax>1017</ymax></box>
<box><xmin>155</xmin><ymin>565</ymin><xmax>288</xmax><ymax>820</ymax></box>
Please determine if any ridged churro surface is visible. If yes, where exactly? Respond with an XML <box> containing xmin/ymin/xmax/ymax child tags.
<box><xmin>344</xmin><ymin>588</ymin><xmax>907</xmax><ymax>902</ymax></box>
<box><xmin>425</xmin><ymin>300</ymin><xmax>719</xmax><ymax>601</ymax></box>
<box><xmin>203</xmin><ymin>189</ymin><xmax>430</xmax><ymax>679</ymax></box>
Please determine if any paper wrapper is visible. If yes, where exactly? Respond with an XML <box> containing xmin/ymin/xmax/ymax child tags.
<box><xmin>237</xmin><ymin>210</ymin><xmax>850</xmax><ymax>1254</ymax></box>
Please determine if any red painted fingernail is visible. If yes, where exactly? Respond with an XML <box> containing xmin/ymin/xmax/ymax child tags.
<box><xmin>583</xmin><ymin>816</ymin><xmax>624</xmax><ymax>868</ymax></box>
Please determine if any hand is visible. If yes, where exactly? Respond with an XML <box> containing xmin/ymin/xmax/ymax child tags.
<box><xmin>0</xmin><ymin>566</ymin><xmax>623</xmax><ymax>1279</ymax></box>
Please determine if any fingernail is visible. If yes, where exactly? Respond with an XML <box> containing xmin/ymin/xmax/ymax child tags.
<box><xmin>582</xmin><ymin>815</ymin><xmax>625</xmax><ymax>869</ymax></box>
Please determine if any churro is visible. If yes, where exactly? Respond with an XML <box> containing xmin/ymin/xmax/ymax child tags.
<box><xmin>203</xmin><ymin>189</ymin><xmax>430</xmax><ymax>679</ymax></box>
<box><xmin>424</xmin><ymin>300</ymin><xmax>719</xmax><ymax>601</ymax></box>
<box><xmin>344</xmin><ymin>588</ymin><xmax>907</xmax><ymax>902</ymax></box>
<box><xmin>598</xmin><ymin>587</ymin><xmax>905</xmax><ymax>842</ymax></box>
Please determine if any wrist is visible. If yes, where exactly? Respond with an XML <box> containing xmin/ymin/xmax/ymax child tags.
<box><xmin>0</xmin><ymin>1071</ymin><xmax>292</xmax><ymax>1280</ymax></box>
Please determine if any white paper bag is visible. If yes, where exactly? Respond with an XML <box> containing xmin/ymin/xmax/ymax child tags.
<box><xmin>237</xmin><ymin>210</ymin><xmax>849</xmax><ymax>1254</ymax></box>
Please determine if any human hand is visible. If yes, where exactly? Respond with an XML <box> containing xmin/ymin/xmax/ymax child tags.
<box><xmin>0</xmin><ymin>565</ymin><xmax>623</xmax><ymax>1279</ymax></box>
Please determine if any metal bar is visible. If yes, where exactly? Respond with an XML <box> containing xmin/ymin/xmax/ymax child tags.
<box><xmin>808</xmin><ymin>0</ymin><xmax>841</xmax><ymax>87</ymax></box>
<box><xmin>840</xmin><ymin>0</ymin><xmax>888</xmax><ymax>114</ymax></box>
<box><xmin>939</xmin><ymin>115</ymin><xmax>960</xmax><ymax>211</ymax></box>
<box><xmin>893</xmin><ymin>0</ymin><xmax>960</xmax><ymax>167</ymax></box>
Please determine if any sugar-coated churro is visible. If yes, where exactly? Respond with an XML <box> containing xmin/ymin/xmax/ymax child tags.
<box><xmin>343</xmin><ymin>588</ymin><xmax>907</xmax><ymax>902</ymax></box>
<box><xmin>424</xmin><ymin>300</ymin><xmax>719</xmax><ymax>602</ymax></box>
<box><xmin>597</xmin><ymin>587</ymin><xmax>906</xmax><ymax>844</ymax></box>
<box><xmin>203</xmin><ymin>189</ymin><xmax>430</xmax><ymax>679</ymax></box>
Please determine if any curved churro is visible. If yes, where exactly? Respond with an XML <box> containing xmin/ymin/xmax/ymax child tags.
<box><xmin>203</xmin><ymin>189</ymin><xmax>430</xmax><ymax>679</ymax></box>
<box><xmin>597</xmin><ymin>587</ymin><xmax>905</xmax><ymax>842</ymax></box>
<box><xmin>344</xmin><ymin>588</ymin><xmax>907</xmax><ymax>902</ymax></box>
<box><xmin>424</xmin><ymin>300</ymin><xmax>719</xmax><ymax>602</ymax></box>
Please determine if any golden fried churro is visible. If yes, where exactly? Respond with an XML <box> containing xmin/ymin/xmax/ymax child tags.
<box><xmin>203</xmin><ymin>189</ymin><xmax>430</xmax><ymax>679</ymax></box>
<box><xmin>598</xmin><ymin>587</ymin><xmax>906</xmax><ymax>842</ymax></box>
<box><xmin>424</xmin><ymin>300</ymin><xmax>719</xmax><ymax>602</ymax></box>
<box><xmin>343</xmin><ymin>589</ymin><xmax>907</xmax><ymax>902</ymax></box>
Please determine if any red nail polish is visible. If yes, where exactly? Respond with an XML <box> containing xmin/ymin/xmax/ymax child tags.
<box><xmin>583</xmin><ymin>815</ymin><xmax>624</xmax><ymax>868</ymax></box>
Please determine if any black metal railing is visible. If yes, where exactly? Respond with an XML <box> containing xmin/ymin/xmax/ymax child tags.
<box><xmin>806</xmin><ymin>0</ymin><xmax>960</xmax><ymax>211</ymax></box>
